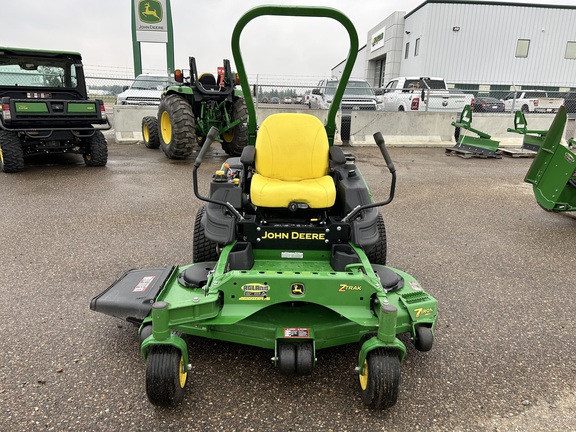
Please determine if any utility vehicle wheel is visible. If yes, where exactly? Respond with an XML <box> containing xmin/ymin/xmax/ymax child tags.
<box><xmin>398</xmin><ymin>106</ymin><xmax>405</xmax><ymax>112</ymax></box>
<box><xmin>278</xmin><ymin>343</ymin><xmax>296</xmax><ymax>375</ymax></box>
<box><xmin>220</xmin><ymin>97</ymin><xmax>248</xmax><ymax>156</ymax></box>
<box><xmin>366</xmin><ymin>213</ymin><xmax>387</xmax><ymax>265</ymax></box>
<box><xmin>142</xmin><ymin>116</ymin><xmax>160</xmax><ymax>149</ymax></box>
<box><xmin>146</xmin><ymin>345</ymin><xmax>187</xmax><ymax>407</ymax></box>
<box><xmin>521</xmin><ymin>104</ymin><xmax>529</xmax><ymax>113</ymax></box>
<box><xmin>193</xmin><ymin>206</ymin><xmax>219</xmax><ymax>263</ymax></box>
<box><xmin>296</xmin><ymin>343</ymin><xmax>314</xmax><ymax>376</ymax></box>
<box><xmin>158</xmin><ymin>94</ymin><xmax>196</xmax><ymax>159</ymax></box>
<box><xmin>83</xmin><ymin>130</ymin><xmax>108</xmax><ymax>167</ymax></box>
<box><xmin>359</xmin><ymin>348</ymin><xmax>401</xmax><ymax>410</ymax></box>
<box><xmin>0</xmin><ymin>131</ymin><xmax>25</xmax><ymax>173</ymax></box>
<box><xmin>414</xmin><ymin>326</ymin><xmax>434</xmax><ymax>352</ymax></box>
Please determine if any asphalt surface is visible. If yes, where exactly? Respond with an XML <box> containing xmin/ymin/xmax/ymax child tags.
<box><xmin>1</xmin><ymin>138</ymin><xmax>575</xmax><ymax>432</ymax></box>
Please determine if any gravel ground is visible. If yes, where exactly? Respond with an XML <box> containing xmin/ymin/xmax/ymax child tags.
<box><xmin>1</xmin><ymin>139</ymin><xmax>575</xmax><ymax>431</ymax></box>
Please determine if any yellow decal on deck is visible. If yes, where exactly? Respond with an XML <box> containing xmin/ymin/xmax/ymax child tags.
<box><xmin>414</xmin><ymin>307</ymin><xmax>434</xmax><ymax>318</ymax></box>
<box><xmin>338</xmin><ymin>284</ymin><xmax>362</xmax><ymax>292</ymax></box>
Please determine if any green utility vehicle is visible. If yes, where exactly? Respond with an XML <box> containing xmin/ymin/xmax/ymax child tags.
<box><xmin>142</xmin><ymin>57</ymin><xmax>247</xmax><ymax>158</ymax></box>
<box><xmin>0</xmin><ymin>47</ymin><xmax>110</xmax><ymax>172</ymax></box>
<box><xmin>91</xmin><ymin>5</ymin><xmax>438</xmax><ymax>410</ymax></box>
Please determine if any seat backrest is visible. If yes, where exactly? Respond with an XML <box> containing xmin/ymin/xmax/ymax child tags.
<box><xmin>198</xmin><ymin>73</ymin><xmax>217</xmax><ymax>88</ymax></box>
<box><xmin>255</xmin><ymin>113</ymin><xmax>329</xmax><ymax>181</ymax></box>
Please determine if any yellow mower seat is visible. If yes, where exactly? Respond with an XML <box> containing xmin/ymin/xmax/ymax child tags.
<box><xmin>250</xmin><ymin>113</ymin><xmax>336</xmax><ymax>209</ymax></box>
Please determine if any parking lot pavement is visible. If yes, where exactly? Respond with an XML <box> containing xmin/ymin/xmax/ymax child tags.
<box><xmin>1</xmin><ymin>142</ymin><xmax>575</xmax><ymax>431</ymax></box>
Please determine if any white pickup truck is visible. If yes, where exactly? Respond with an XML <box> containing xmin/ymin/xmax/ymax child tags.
<box><xmin>501</xmin><ymin>90</ymin><xmax>563</xmax><ymax>113</ymax></box>
<box><xmin>380</xmin><ymin>77</ymin><xmax>472</xmax><ymax>112</ymax></box>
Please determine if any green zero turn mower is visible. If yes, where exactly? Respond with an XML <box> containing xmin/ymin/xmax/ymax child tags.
<box><xmin>91</xmin><ymin>5</ymin><xmax>438</xmax><ymax>410</ymax></box>
<box><xmin>142</xmin><ymin>57</ymin><xmax>247</xmax><ymax>158</ymax></box>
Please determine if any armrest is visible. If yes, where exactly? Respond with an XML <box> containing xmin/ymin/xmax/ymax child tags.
<box><xmin>240</xmin><ymin>145</ymin><xmax>255</xmax><ymax>165</ymax></box>
<box><xmin>329</xmin><ymin>146</ymin><xmax>346</xmax><ymax>164</ymax></box>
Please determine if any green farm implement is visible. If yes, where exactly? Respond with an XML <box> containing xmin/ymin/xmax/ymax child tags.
<box><xmin>91</xmin><ymin>5</ymin><xmax>438</xmax><ymax>410</ymax></box>
<box><xmin>524</xmin><ymin>106</ymin><xmax>576</xmax><ymax>212</ymax></box>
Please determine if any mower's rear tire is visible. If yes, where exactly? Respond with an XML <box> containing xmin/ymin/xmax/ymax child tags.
<box><xmin>146</xmin><ymin>345</ymin><xmax>187</xmax><ymax>407</ymax></box>
<box><xmin>359</xmin><ymin>348</ymin><xmax>401</xmax><ymax>410</ymax></box>
<box><xmin>83</xmin><ymin>130</ymin><xmax>108</xmax><ymax>167</ymax></box>
<box><xmin>193</xmin><ymin>206</ymin><xmax>219</xmax><ymax>263</ymax></box>
<box><xmin>414</xmin><ymin>326</ymin><xmax>434</xmax><ymax>352</ymax></box>
<box><xmin>159</xmin><ymin>94</ymin><xmax>196</xmax><ymax>159</ymax></box>
<box><xmin>142</xmin><ymin>116</ymin><xmax>160</xmax><ymax>149</ymax></box>
<box><xmin>278</xmin><ymin>343</ymin><xmax>296</xmax><ymax>375</ymax></box>
<box><xmin>0</xmin><ymin>131</ymin><xmax>25</xmax><ymax>173</ymax></box>
<box><xmin>220</xmin><ymin>97</ymin><xmax>248</xmax><ymax>156</ymax></box>
<box><xmin>366</xmin><ymin>213</ymin><xmax>387</xmax><ymax>265</ymax></box>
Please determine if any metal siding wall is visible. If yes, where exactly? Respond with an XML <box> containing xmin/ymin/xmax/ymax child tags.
<box><xmin>401</xmin><ymin>3</ymin><xmax>576</xmax><ymax>87</ymax></box>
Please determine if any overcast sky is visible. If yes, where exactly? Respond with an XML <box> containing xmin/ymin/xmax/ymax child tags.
<box><xmin>1</xmin><ymin>0</ymin><xmax>574</xmax><ymax>79</ymax></box>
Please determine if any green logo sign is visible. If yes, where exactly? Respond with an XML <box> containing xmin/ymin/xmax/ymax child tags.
<box><xmin>139</xmin><ymin>0</ymin><xmax>163</xmax><ymax>24</ymax></box>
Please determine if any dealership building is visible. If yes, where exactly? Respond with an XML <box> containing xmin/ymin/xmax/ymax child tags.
<box><xmin>332</xmin><ymin>0</ymin><xmax>576</xmax><ymax>95</ymax></box>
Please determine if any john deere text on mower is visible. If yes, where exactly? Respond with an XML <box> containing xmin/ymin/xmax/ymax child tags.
<box><xmin>141</xmin><ymin>57</ymin><xmax>247</xmax><ymax>158</ymax></box>
<box><xmin>91</xmin><ymin>5</ymin><xmax>438</xmax><ymax>410</ymax></box>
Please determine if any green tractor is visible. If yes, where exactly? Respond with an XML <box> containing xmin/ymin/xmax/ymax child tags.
<box><xmin>142</xmin><ymin>57</ymin><xmax>247</xmax><ymax>158</ymax></box>
<box><xmin>92</xmin><ymin>5</ymin><xmax>438</xmax><ymax>410</ymax></box>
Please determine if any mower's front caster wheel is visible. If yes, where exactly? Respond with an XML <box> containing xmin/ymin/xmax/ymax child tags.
<box><xmin>277</xmin><ymin>343</ymin><xmax>296</xmax><ymax>375</ymax></box>
<box><xmin>414</xmin><ymin>326</ymin><xmax>434</xmax><ymax>352</ymax></box>
<box><xmin>296</xmin><ymin>343</ymin><xmax>314</xmax><ymax>375</ymax></box>
<box><xmin>359</xmin><ymin>348</ymin><xmax>400</xmax><ymax>410</ymax></box>
<box><xmin>146</xmin><ymin>345</ymin><xmax>187</xmax><ymax>407</ymax></box>
<box><xmin>142</xmin><ymin>116</ymin><xmax>160</xmax><ymax>149</ymax></box>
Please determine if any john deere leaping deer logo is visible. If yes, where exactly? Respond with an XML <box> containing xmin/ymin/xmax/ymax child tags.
<box><xmin>139</xmin><ymin>0</ymin><xmax>163</xmax><ymax>24</ymax></box>
<box><xmin>290</xmin><ymin>283</ymin><xmax>305</xmax><ymax>296</ymax></box>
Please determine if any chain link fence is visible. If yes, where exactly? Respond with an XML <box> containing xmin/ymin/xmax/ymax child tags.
<box><xmin>83</xmin><ymin>67</ymin><xmax>575</xmax><ymax>116</ymax></box>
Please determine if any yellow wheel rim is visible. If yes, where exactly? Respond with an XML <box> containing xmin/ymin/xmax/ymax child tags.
<box><xmin>0</xmin><ymin>147</ymin><xmax>3</xmax><ymax>164</ymax></box>
<box><xmin>160</xmin><ymin>111</ymin><xmax>172</xmax><ymax>145</ymax></box>
<box><xmin>179</xmin><ymin>356</ymin><xmax>187</xmax><ymax>388</ymax></box>
<box><xmin>222</xmin><ymin>130</ymin><xmax>233</xmax><ymax>143</ymax></box>
<box><xmin>359</xmin><ymin>360</ymin><xmax>368</xmax><ymax>390</ymax></box>
<box><xmin>143</xmin><ymin>123</ymin><xmax>149</xmax><ymax>142</ymax></box>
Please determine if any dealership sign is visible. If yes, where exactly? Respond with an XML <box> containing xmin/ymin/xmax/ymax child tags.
<box><xmin>371</xmin><ymin>27</ymin><xmax>385</xmax><ymax>52</ymax></box>
<box><xmin>135</xmin><ymin>0</ymin><xmax>168</xmax><ymax>43</ymax></box>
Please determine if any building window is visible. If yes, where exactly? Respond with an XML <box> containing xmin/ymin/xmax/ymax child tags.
<box><xmin>405</xmin><ymin>42</ymin><xmax>410</xmax><ymax>59</ymax></box>
<box><xmin>566</xmin><ymin>41</ymin><xmax>576</xmax><ymax>59</ymax></box>
<box><xmin>414</xmin><ymin>38</ymin><xmax>420</xmax><ymax>56</ymax></box>
<box><xmin>516</xmin><ymin>39</ymin><xmax>530</xmax><ymax>58</ymax></box>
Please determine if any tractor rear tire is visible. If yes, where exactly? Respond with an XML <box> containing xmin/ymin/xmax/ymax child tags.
<box><xmin>146</xmin><ymin>345</ymin><xmax>187</xmax><ymax>407</ymax></box>
<box><xmin>359</xmin><ymin>348</ymin><xmax>401</xmax><ymax>410</ymax></box>
<box><xmin>159</xmin><ymin>94</ymin><xmax>196</xmax><ymax>159</ymax></box>
<box><xmin>142</xmin><ymin>116</ymin><xmax>160</xmax><ymax>149</ymax></box>
<box><xmin>83</xmin><ymin>130</ymin><xmax>108</xmax><ymax>167</ymax></box>
<box><xmin>193</xmin><ymin>206</ymin><xmax>219</xmax><ymax>263</ymax></box>
<box><xmin>0</xmin><ymin>131</ymin><xmax>25</xmax><ymax>173</ymax></box>
<box><xmin>220</xmin><ymin>97</ymin><xmax>248</xmax><ymax>156</ymax></box>
<box><xmin>366</xmin><ymin>213</ymin><xmax>387</xmax><ymax>265</ymax></box>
